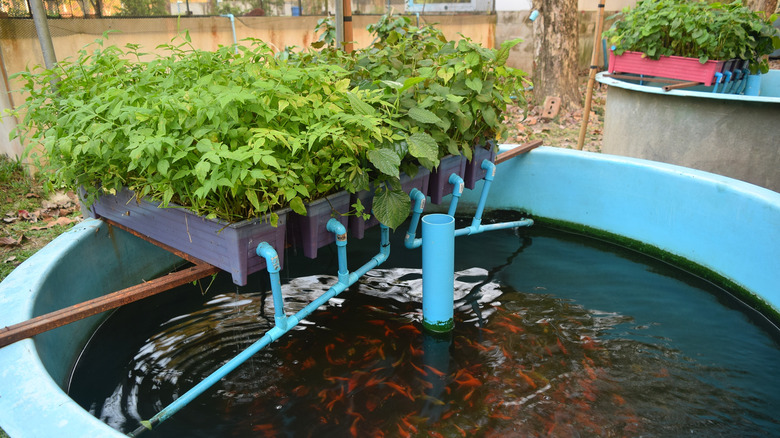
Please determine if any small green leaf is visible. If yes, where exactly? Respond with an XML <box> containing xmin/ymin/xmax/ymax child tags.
<box><xmin>380</xmin><ymin>80</ymin><xmax>403</xmax><ymax>90</ymax></box>
<box><xmin>140</xmin><ymin>420</ymin><xmax>153</xmax><ymax>431</ymax></box>
<box><xmin>290</xmin><ymin>196</ymin><xmax>307</xmax><ymax>215</ymax></box>
<box><xmin>482</xmin><ymin>106</ymin><xmax>498</xmax><ymax>127</ymax></box>
<box><xmin>157</xmin><ymin>159</ymin><xmax>169</xmax><ymax>176</ymax></box>
<box><xmin>407</xmin><ymin>132</ymin><xmax>440</xmax><ymax>164</ymax></box>
<box><xmin>400</xmin><ymin>76</ymin><xmax>427</xmax><ymax>93</ymax></box>
<box><xmin>346</xmin><ymin>92</ymin><xmax>376</xmax><ymax>116</ymax></box>
<box><xmin>246</xmin><ymin>190</ymin><xmax>261</xmax><ymax>211</ymax></box>
<box><xmin>367</xmin><ymin>148</ymin><xmax>401</xmax><ymax>177</ymax></box>
<box><xmin>408</xmin><ymin>107</ymin><xmax>443</xmax><ymax>125</ymax></box>
<box><xmin>372</xmin><ymin>188</ymin><xmax>411</xmax><ymax>230</ymax></box>
<box><xmin>465</xmin><ymin>77</ymin><xmax>483</xmax><ymax>93</ymax></box>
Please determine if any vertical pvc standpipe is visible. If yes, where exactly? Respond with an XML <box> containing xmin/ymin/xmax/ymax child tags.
<box><xmin>220</xmin><ymin>14</ymin><xmax>238</xmax><ymax>54</ymax></box>
<box><xmin>421</xmin><ymin>214</ymin><xmax>455</xmax><ymax>333</ymax></box>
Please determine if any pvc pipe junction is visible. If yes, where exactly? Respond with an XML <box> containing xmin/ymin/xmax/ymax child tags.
<box><xmin>129</xmin><ymin>219</ymin><xmax>391</xmax><ymax>436</ymax></box>
<box><xmin>405</xmin><ymin>159</ymin><xmax>534</xmax><ymax>333</ymax></box>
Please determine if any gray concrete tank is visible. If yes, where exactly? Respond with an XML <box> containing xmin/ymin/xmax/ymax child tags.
<box><xmin>597</xmin><ymin>71</ymin><xmax>780</xmax><ymax>193</ymax></box>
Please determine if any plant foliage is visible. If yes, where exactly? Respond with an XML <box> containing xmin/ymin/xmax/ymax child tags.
<box><xmin>12</xmin><ymin>15</ymin><xmax>529</xmax><ymax>230</ymax></box>
<box><xmin>603</xmin><ymin>0</ymin><xmax>780</xmax><ymax>73</ymax></box>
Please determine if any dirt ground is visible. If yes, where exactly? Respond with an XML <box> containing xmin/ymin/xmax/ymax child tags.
<box><xmin>503</xmin><ymin>79</ymin><xmax>607</xmax><ymax>153</ymax></box>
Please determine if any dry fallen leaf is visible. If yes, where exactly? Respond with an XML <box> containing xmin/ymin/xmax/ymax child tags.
<box><xmin>0</xmin><ymin>235</ymin><xmax>23</xmax><ymax>247</ymax></box>
<box><xmin>29</xmin><ymin>216</ymin><xmax>75</xmax><ymax>231</ymax></box>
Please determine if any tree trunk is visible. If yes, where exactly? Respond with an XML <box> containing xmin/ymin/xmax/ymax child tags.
<box><xmin>532</xmin><ymin>0</ymin><xmax>581</xmax><ymax>111</ymax></box>
<box><xmin>745</xmin><ymin>0</ymin><xmax>778</xmax><ymax>17</ymax></box>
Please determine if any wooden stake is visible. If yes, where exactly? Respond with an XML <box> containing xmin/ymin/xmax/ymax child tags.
<box><xmin>495</xmin><ymin>140</ymin><xmax>543</xmax><ymax>164</ymax></box>
<box><xmin>577</xmin><ymin>0</ymin><xmax>606</xmax><ymax>150</ymax></box>
<box><xmin>343</xmin><ymin>0</ymin><xmax>353</xmax><ymax>53</ymax></box>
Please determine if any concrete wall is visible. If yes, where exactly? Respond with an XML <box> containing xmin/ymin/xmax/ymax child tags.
<box><xmin>0</xmin><ymin>44</ymin><xmax>22</xmax><ymax>158</ymax></box>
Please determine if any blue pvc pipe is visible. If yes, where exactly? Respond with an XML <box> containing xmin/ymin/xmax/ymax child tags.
<box><xmin>130</xmin><ymin>221</ymin><xmax>391</xmax><ymax>436</ymax></box>
<box><xmin>421</xmin><ymin>214</ymin><xmax>455</xmax><ymax>333</ymax></box>
<box><xmin>447</xmin><ymin>173</ymin><xmax>464</xmax><ymax>217</ymax></box>
<box><xmin>220</xmin><ymin>14</ymin><xmax>238</xmax><ymax>53</ymax></box>
<box><xmin>404</xmin><ymin>188</ymin><xmax>426</xmax><ymax>250</ymax></box>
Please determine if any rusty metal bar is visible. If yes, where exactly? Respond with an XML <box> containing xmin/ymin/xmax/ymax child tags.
<box><xmin>603</xmin><ymin>73</ymin><xmax>691</xmax><ymax>84</ymax></box>
<box><xmin>0</xmin><ymin>262</ymin><xmax>219</xmax><ymax>348</ymax></box>
<box><xmin>662</xmin><ymin>81</ymin><xmax>702</xmax><ymax>92</ymax></box>
<box><xmin>103</xmin><ymin>218</ymin><xmax>204</xmax><ymax>265</ymax></box>
<box><xmin>495</xmin><ymin>140</ymin><xmax>543</xmax><ymax>164</ymax></box>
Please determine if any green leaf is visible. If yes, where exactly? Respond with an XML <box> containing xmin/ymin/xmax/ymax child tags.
<box><xmin>465</xmin><ymin>77</ymin><xmax>483</xmax><ymax>93</ymax></box>
<box><xmin>408</xmin><ymin>107</ymin><xmax>443</xmax><ymax>125</ymax></box>
<box><xmin>346</xmin><ymin>92</ymin><xmax>376</xmax><ymax>116</ymax></box>
<box><xmin>157</xmin><ymin>159</ymin><xmax>169</xmax><ymax>176</ymax></box>
<box><xmin>372</xmin><ymin>188</ymin><xmax>411</xmax><ymax>230</ymax></box>
<box><xmin>290</xmin><ymin>196</ymin><xmax>307</xmax><ymax>215</ymax></box>
<box><xmin>407</xmin><ymin>132</ymin><xmax>440</xmax><ymax>164</ymax></box>
<box><xmin>246</xmin><ymin>190</ymin><xmax>261</xmax><ymax>211</ymax></box>
<box><xmin>367</xmin><ymin>148</ymin><xmax>401</xmax><ymax>177</ymax></box>
<box><xmin>482</xmin><ymin>106</ymin><xmax>498</xmax><ymax>128</ymax></box>
<box><xmin>400</xmin><ymin>76</ymin><xmax>427</xmax><ymax>94</ymax></box>
<box><xmin>380</xmin><ymin>80</ymin><xmax>403</xmax><ymax>90</ymax></box>
<box><xmin>496</xmin><ymin>38</ymin><xmax>522</xmax><ymax>66</ymax></box>
<box><xmin>261</xmin><ymin>154</ymin><xmax>280</xmax><ymax>169</ymax></box>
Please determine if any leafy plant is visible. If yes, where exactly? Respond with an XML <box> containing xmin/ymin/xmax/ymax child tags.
<box><xmin>604</xmin><ymin>0</ymin><xmax>780</xmax><ymax>73</ymax></box>
<box><xmin>13</xmin><ymin>16</ymin><xmax>530</xmax><ymax>231</ymax></box>
<box><xmin>13</xmin><ymin>33</ymin><xmax>394</xmax><ymax>226</ymax></box>
<box><xmin>117</xmin><ymin>0</ymin><xmax>167</xmax><ymax>16</ymax></box>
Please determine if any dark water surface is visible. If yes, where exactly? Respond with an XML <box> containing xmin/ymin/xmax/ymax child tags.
<box><xmin>69</xmin><ymin>217</ymin><xmax>780</xmax><ymax>437</ymax></box>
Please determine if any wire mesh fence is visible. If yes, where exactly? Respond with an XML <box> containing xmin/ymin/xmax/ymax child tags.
<box><xmin>1</xmin><ymin>0</ymin><xmax>492</xmax><ymax>18</ymax></box>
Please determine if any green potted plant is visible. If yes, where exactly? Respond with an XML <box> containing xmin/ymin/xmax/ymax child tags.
<box><xmin>11</xmin><ymin>17</ymin><xmax>529</xmax><ymax>280</ymax></box>
<box><xmin>604</xmin><ymin>0</ymin><xmax>780</xmax><ymax>86</ymax></box>
<box><xmin>349</xmin><ymin>14</ymin><xmax>528</xmax><ymax>204</ymax></box>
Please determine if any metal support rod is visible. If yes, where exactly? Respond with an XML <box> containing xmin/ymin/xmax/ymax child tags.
<box><xmin>602</xmin><ymin>73</ymin><xmax>692</xmax><ymax>84</ymax></box>
<box><xmin>131</xmin><ymin>221</ymin><xmax>391</xmax><ymax>436</ymax></box>
<box><xmin>335</xmin><ymin>0</ymin><xmax>344</xmax><ymax>51</ymax></box>
<box><xmin>662</xmin><ymin>81</ymin><xmax>702</xmax><ymax>92</ymax></box>
<box><xmin>576</xmin><ymin>0</ymin><xmax>606</xmax><ymax>150</ymax></box>
<box><xmin>0</xmin><ymin>263</ymin><xmax>219</xmax><ymax>349</ymax></box>
<box><xmin>28</xmin><ymin>0</ymin><xmax>58</xmax><ymax>70</ymax></box>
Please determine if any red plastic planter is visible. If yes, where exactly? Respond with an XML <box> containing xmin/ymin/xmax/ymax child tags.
<box><xmin>348</xmin><ymin>169</ymin><xmax>431</xmax><ymax>239</ymax></box>
<box><xmin>286</xmin><ymin>191</ymin><xmax>351</xmax><ymax>259</ymax></box>
<box><xmin>608</xmin><ymin>50</ymin><xmax>726</xmax><ymax>86</ymax></box>
<box><xmin>84</xmin><ymin>188</ymin><xmax>288</xmax><ymax>286</ymax></box>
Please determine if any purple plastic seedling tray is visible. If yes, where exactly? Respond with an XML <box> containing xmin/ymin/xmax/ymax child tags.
<box><xmin>286</xmin><ymin>191</ymin><xmax>351</xmax><ymax>259</ymax></box>
<box><xmin>428</xmin><ymin>155</ymin><xmax>467</xmax><ymax>204</ymax></box>
<box><xmin>84</xmin><ymin>188</ymin><xmax>288</xmax><ymax>286</ymax></box>
<box><xmin>463</xmin><ymin>143</ymin><xmax>497</xmax><ymax>190</ymax></box>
